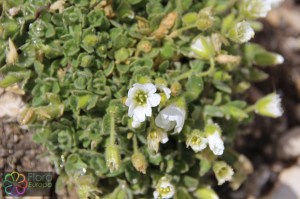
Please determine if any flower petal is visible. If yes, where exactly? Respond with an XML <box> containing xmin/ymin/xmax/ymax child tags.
<box><xmin>128</xmin><ymin>104</ymin><xmax>135</xmax><ymax>117</ymax></box>
<box><xmin>208</xmin><ymin>132</ymin><xmax>224</xmax><ymax>156</ymax></box>
<box><xmin>143</xmin><ymin>83</ymin><xmax>157</xmax><ymax>93</ymax></box>
<box><xmin>148</xmin><ymin>93</ymin><xmax>161</xmax><ymax>107</ymax></box>
<box><xmin>133</xmin><ymin>106</ymin><xmax>146</xmax><ymax>122</ymax></box>
<box><xmin>145</xmin><ymin>103</ymin><xmax>152</xmax><ymax>117</ymax></box>
<box><xmin>131</xmin><ymin>120</ymin><xmax>141</xmax><ymax>128</ymax></box>
<box><xmin>161</xmin><ymin>132</ymin><xmax>169</xmax><ymax>144</ymax></box>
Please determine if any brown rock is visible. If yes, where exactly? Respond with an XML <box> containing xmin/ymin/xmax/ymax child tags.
<box><xmin>265</xmin><ymin>165</ymin><xmax>300</xmax><ymax>199</ymax></box>
<box><xmin>277</xmin><ymin>127</ymin><xmax>300</xmax><ymax>160</ymax></box>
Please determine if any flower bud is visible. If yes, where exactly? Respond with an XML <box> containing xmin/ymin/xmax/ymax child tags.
<box><xmin>211</xmin><ymin>33</ymin><xmax>223</xmax><ymax>54</ymax></box>
<box><xmin>115</xmin><ymin>48</ymin><xmax>130</xmax><ymax>62</ymax></box>
<box><xmin>170</xmin><ymin>82</ymin><xmax>182</xmax><ymax>96</ymax></box>
<box><xmin>228</xmin><ymin>21</ymin><xmax>254</xmax><ymax>43</ymax></box>
<box><xmin>196</xmin><ymin>8</ymin><xmax>214</xmax><ymax>31</ymax></box>
<box><xmin>153</xmin><ymin>177</ymin><xmax>175</xmax><ymax>199</ymax></box>
<box><xmin>137</xmin><ymin>40</ymin><xmax>152</xmax><ymax>53</ymax></box>
<box><xmin>80</xmin><ymin>55</ymin><xmax>94</xmax><ymax>67</ymax></box>
<box><xmin>190</xmin><ymin>36</ymin><xmax>215</xmax><ymax>60</ymax></box>
<box><xmin>216</xmin><ymin>55</ymin><xmax>241</xmax><ymax>65</ymax></box>
<box><xmin>186</xmin><ymin>130</ymin><xmax>208</xmax><ymax>152</ymax></box>
<box><xmin>105</xmin><ymin>144</ymin><xmax>121</xmax><ymax>172</ymax></box>
<box><xmin>254</xmin><ymin>52</ymin><xmax>284</xmax><ymax>66</ymax></box>
<box><xmin>213</xmin><ymin>161</ymin><xmax>234</xmax><ymax>185</ymax></box>
<box><xmin>82</xmin><ymin>35</ymin><xmax>99</xmax><ymax>48</ymax></box>
<box><xmin>6</xmin><ymin>38</ymin><xmax>18</xmax><ymax>65</ymax></box>
<box><xmin>230</xmin><ymin>155</ymin><xmax>254</xmax><ymax>190</ymax></box>
<box><xmin>254</xmin><ymin>93</ymin><xmax>283</xmax><ymax>118</ymax></box>
<box><xmin>182</xmin><ymin>12</ymin><xmax>198</xmax><ymax>25</ymax></box>
<box><xmin>131</xmin><ymin>152</ymin><xmax>148</xmax><ymax>174</ymax></box>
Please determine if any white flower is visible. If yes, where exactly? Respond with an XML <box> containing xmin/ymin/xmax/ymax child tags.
<box><xmin>155</xmin><ymin>105</ymin><xmax>186</xmax><ymax>134</ymax></box>
<box><xmin>190</xmin><ymin>36</ymin><xmax>214</xmax><ymax>60</ymax></box>
<box><xmin>186</xmin><ymin>130</ymin><xmax>208</xmax><ymax>152</ymax></box>
<box><xmin>213</xmin><ymin>161</ymin><xmax>234</xmax><ymax>185</ymax></box>
<box><xmin>207</xmin><ymin>132</ymin><xmax>224</xmax><ymax>156</ymax></box>
<box><xmin>147</xmin><ymin>129</ymin><xmax>168</xmax><ymax>152</ymax></box>
<box><xmin>229</xmin><ymin>21</ymin><xmax>255</xmax><ymax>43</ymax></box>
<box><xmin>126</xmin><ymin>83</ymin><xmax>161</xmax><ymax>124</ymax></box>
<box><xmin>254</xmin><ymin>93</ymin><xmax>283</xmax><ymax>118</ymax></box>
<box><xmin>242</xmin><ymin>0</ymin><xmax>272</xmax><ymax>18</ymax></box>
<box><xmin>153</xmin><ymin>177</ymin><xmax>175</xmax><ymax>199</ymax></box>
<box><xmin>205</xmin><ymin>123</ymin><xmax>224</xmax><ymax>156</ymax></box>
<box><xmin>156</xmin><ymin>84</ymin><xmax>171</xmax><ymax>99</ymax></box>
<box><xmin>275</xmin><ymin>54</ymin><xmax>284</xmax><ymax>64</ymax></box>
<box><xmin>191</xmin><ymin>39</ymin><xmax>205</xmax><ymax>55</ymax></box>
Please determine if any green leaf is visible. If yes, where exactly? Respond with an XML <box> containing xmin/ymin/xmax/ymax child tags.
<box><xmin>213</xmin><ymin>80</ymin><xmax>232</xmax><ymax>94</ymax></box>
<box><xmin>199</xmin><ymin>159</ymin><xmax>211</xmax><ymax>176</ymax></box>
<box><xmin>222</xmin><ymin>105</ymin><xmax>248</xmax><ymax>121</ymax></box>
<box><xmin>185</xmin><ymin>75</ymin><xmax>203</xmax><ymax>103</ymax></box>
<box><xmin>204</xmin><ymin>105</ymin><xmax>224</xmax><ymax>118</ymax></box>
<box><xmin>65</xmin><ymin>154</ymin><xmax>88</xmax><ymax>177</ymax></box>
<box><xmin>183</xmin><ymin>176</ymin><xmax>199</xmax><ymax>191</ymax></box>
<box><xmin>175</xmin><ymin>187</ymin><xmax>193</xmax><ymax>199</ymax></box>
<box><xmin>194</xmin><ymin>187</ymin><xmax>219</xmax><ymax>199</ymax></box>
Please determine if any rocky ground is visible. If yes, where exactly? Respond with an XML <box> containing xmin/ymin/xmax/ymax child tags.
<box><xmin>225</xmin><ymin>0</ymin><xmax>300</xmax><ymax>198</ymax></box>
<box><xmin>1</xmin><ymin>1</ymin><xmax>300</xmax><ymax>199</ymax></box>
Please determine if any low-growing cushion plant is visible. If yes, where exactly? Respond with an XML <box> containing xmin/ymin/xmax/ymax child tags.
<box><xmin>0</xmin><ymin>0</ymin><xmax>284</xmax><ymax>198</ymax></box>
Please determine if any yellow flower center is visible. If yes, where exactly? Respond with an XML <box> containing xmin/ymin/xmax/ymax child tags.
<box><xmin>191</xmin><ymin>136</ymin><xmax>201</xmax><ymax>145</ymax></box>
<box><xmin>149</xmin><ymin>131</ymin><xmax>159</xmax><ymax>139</ymax></box>
<box><xmin>134</xmin><ymin>90</ymin><xmax>147</xmax><ymax>105</ymax></box>
<box><xmin>218</xmin><ymin>167</ymin><xmax>228</xmax><ymax>178</ymax></box>
<box><xmin>158</xmin><ymin>186</ymin><xmax>171</xmax><ymax>195</ymax></box>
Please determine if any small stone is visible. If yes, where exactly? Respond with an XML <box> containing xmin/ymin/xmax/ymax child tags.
<box><xmin>0</xmin><ymin>158</ymin><xmax>4</xmax><ymax>168</ymax></box>
<box><xmin>277</xmin><ymin>127</ymin><xmax>300</xmax><ymax>160</ymax></box>
<box><xmin>266</xmin><ymin>165</ymin><xmax>300</xmax><ymax>199</ymax></box>
<box><xmin>0</xmin><ymin>148</ymin><xmax>7</xmax><ymax>157</ymax></box>
<box><xmin>245</xmin><ymin>166</ymin><xmax>272</xmax><ymax>197</ymax></box>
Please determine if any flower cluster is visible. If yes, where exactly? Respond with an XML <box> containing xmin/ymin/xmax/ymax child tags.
<box><xmin>0</xmin><ymin>0</ymin><xmax>284</xmax><ymax>198</ymax></box>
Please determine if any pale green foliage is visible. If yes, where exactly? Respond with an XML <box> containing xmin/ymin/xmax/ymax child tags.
<box><xmin>0</xmin><ymin>0</ymin><xmax>283</xmax><ymax>198</ymax></box>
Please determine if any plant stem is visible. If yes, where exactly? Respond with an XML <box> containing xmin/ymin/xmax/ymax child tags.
<box><xmin>133</xmin><ymin>134</ymin><xmax>138</xmax><ymax>153</ymax></box>
<box><xmin>174</xmin><ymin>70</ymin><xmax>194</xmax><ymax>81</ymax></box>
<box><xmin>175</xmin><ymin>58</ymin><xmax>215</xmax><ymax>81</ymax></box>
<box><xmin>168</xmin><ymin>25</ymin><xmax>197</xmax><ymax>39</ymax></box>
<box><xmin>245</xmin><ymin>105</ymin><xmax>256</xmax><ymax>113</ymax></box>
<box><xmin>198</xmin><ymin>57</ymin><xmax>215</xmax><ymax>77</ymax></box>
<box><xmin>110</xmin><ymin>114</ymin><xmax>116</xmax><ymax>145</ymax></box>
